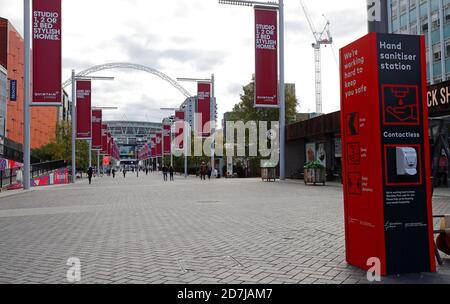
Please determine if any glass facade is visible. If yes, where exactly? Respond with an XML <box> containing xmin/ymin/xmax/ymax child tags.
<box><xmin>389</xmin><ymin>0</ymin><xmax>450</xmax><ymax>84</ymax></box>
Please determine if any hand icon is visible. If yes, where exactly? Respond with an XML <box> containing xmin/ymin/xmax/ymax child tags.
<box><xmin>386</xmin><ymin>105</ymin><xmax>417</xmax><ymax>122</ymax></box>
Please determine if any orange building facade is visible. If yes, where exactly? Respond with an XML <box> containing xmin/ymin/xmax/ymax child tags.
<box><xmin>0</xmin><ymin>17</ymin><xmax>57</xmax><ymax>150</ymax></box>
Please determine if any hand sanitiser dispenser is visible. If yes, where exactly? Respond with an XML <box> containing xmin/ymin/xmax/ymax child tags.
<box><xmin>396</xmin><ymin>147</ymin><xmax>418</xmax><ymax>176</ymax></box>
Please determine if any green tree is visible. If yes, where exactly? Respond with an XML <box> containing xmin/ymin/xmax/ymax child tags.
<box><xmin>228</xmin><ymin>80</ymin><xmax>298</xmax><ymax>124</ymax></box>
<box><xmin>32</xmin><ymin>121</ymin><xmax>94</xmax><ymax>170</ymax></box>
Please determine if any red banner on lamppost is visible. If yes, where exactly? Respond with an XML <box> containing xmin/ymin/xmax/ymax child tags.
<box><xmin>32</xmin><ymin>0</ymin><xmax>62</xmax><ymax>106</ymax></box>
<box><xmin>254</xmin><ymin>7</ymin><xmax>278</xmax><ymax>108</ymax></box>
<box><xmin>163</xmin><ymin>123</ymin><xmax>171</xmax><ymax>155</ymax></box>
<box><xmin>101</xmin><ymin>124</ymin><xmax>108</xmax><ymax>155</ymax></box>
<box><xmin>76</xmin><ymin>80</ymin><xmax>91</xmax><ymax>139</ymax></box>
<box><xmin>92</xmin><ymin>110</ymin><xmax>102</xmax><ymax>150</ymax></box>
<box><xmin>155</xmin><ymin>133</ymin><xmax>162</xmax><ymax>157</ymax></box>
<box><xmin>107</xmin><ymin>132</ymin><xmax>112</xmax><ymax>156</ymax></box>
<box><xmin>175</xmin><ymin>110</ymin><xmax>185</xmax><ymax>149</ymax></box>
<box><xmin>150</xmin><ymin>138</ymin><xmax>156</xmax><ymax>158</ymax></box>
<box><xmin>197</xmin><ymin>82</ymin><xmax>211</xmax><ymax>137</ymax></box>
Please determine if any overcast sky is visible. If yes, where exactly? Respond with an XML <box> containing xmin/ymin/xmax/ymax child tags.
<box><xmin>0</xmin><ymin>0</ymin><xmax>368</xmax><ymax>124</ymax></box>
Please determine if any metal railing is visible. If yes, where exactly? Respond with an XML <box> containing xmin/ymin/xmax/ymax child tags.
<box><xmin>1</xmin><ymin>160</ymin><xmax>69</xmax><ymax>190</ymax></box>
<box><xmin>0</xmin><ymin>168</ymin><xmax>19</xmax><ymax>189</ymax></box>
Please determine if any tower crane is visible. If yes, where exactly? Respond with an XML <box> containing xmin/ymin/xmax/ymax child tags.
<box><xmin>300</xmin><ymin>0</ymin><xmax>333</xmax><ymax>114</ymax></box>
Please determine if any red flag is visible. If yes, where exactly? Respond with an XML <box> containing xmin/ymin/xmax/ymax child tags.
<box><xmin>101</xmin><ymin>124</ymin><xmax>108</xmax><ymax>155</ymax></box>
<box><xmin>155</xmin><ymin>133</ymin><xmax>162</xmax><ymax>157</ymax></box>
<box><xmin>32</xmin><ymin>0</ymin><xmax>62</xmax><ymax>106</ymax></box>
<box><xmin>255</xmin><ymin>7</ymin><xmax>278</xmax><ymax>108</ymax></box>
<box><xmin>92</xmin><ymin>110</ymin><xmax>102</xmax><ymax>150</ymax></box>
<box><xmin>197</xmin><ymin>82</ymin><xmax>211</xmax><ymax>137</ymax></box>
<box><xmin>76</xmin><ymin>81</ymin><xmax>92</xmax><ymax>139</ymax></box>
<box><xmin>163</xmin><ymin>123</ymin><xmax>171</xmax><ymax>155</ymax></box>
<box><xmin>175</xmin><ymin>111</ymin><xmax>185</xmax><ymax>149</ymax></box>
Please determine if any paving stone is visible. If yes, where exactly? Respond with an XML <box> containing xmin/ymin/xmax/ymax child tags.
<box><xmin>0</xmin><ymin>175</ymin><xmax>448</xmax><ymax>284</ymax></box>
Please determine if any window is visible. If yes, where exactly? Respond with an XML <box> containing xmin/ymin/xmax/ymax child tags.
<box><xmin>392</xmin><ymin>1</ymin><xmax>398</xmax><ymax>19</ymax></box>
<box><xmin>432</xmin><ymin>12</ymin><xmax>440</xmax><ymax>30</ymax></box>
<box><xmin>421</xmin><ymin>17</ymin><xmax>428</xmax><ymax>31</ymax></box>
<box><xmin>400</xmin><ymin>0</ymin><xmax>408</xmax><ymax>13</ymax></box>
<box><xmin>433</xmin><ymin>43</ymin><xmax>442</xmax><ymax>62</ymax></box>
<box><xmin>411</xmin><ymin>21</ymin><xmax>418</xmax><ymax>34</ymax></box>
<box><xmin>446</xmin><ymin>40</ymin><xmax>450</xmax><ymax>57</ymax></box>
<box><xmin>410</xmin><ymin>0</ymin><xmax>417</xmax><ymax>10</ymax></box>
<box><xmin>445</xmin><ymin>4</ymin><xmax>450</xmax><ymax>23</ymax></box>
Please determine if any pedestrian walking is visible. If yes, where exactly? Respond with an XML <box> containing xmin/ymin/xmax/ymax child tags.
<box><xmin>169</xmin><ymin>166</ymin><xmax>174</xmax><ymax>181</ymax></box>
<box><xmin>200</xmin><ymin>162</ymin><xmax>207</xmax><ymax>181</ymax></box>
<box><xmin>112</xmin><ymin>168</ymin><xmax>116</xmax><ymax>178</ymax></box>
<box><xmin>123</xmin><ymin>168</ymin><xmax>127</xmax><ymax>178</ymax></box>
<box><xmin>146</xmin><ymin>167</ymin><xmax>149</xmax><ymax>176</ymax></box>
<box><xmin>87</xmin><ymin>166</ymin><xmax>94</xmax><ymax>185</ymax></box>
<box><xmin>163</xmin><ymin>165</ymin><xmax>168</xmax><ymax>182</ymax></box>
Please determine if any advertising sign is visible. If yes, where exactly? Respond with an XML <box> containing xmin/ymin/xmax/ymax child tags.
<box><xmin>427</xmin><ymin>80</ymin><xmax>450</xmax><ymax>117</ymax></box>
<box><xmin>155</xmin><ymin>133</ymin><xmax>162</xmax><ymax>157</ymax></box>
<box><xmin>107</xmin><ymin>132</ymin><xmax>112</xmax><ymax>156</ymax></box>
<box><xmin>175</xmin><ymin>111</ymin><xmax>185</xmax><ymax>150</ymax></box>
<box><xmin>101</xmin><ymin>124</ymin><xmax>108</xmax><ymax>155</ymax></box>
<box><xmin>32</xmin><ymin>0</ymin><xmax>62</xmax><ymax>106</ymax></box>
<box><xmin>9</xmin><ymin>80</ymin><xmax>17</xmax><ymax>101</ymax></box>
<box><xmin>316</xmin><ymin>143</ymin><xmax>326</xmax><ymax>168</ymax></box>
<box><xmin>76</xmin><ymin>80</ymin><xmax>91</xmax><ymax>139</ymax></box>
<box><xmin>254</xmin><ymin>7</ymin><xmax>278</xmax><ymax>108</ymax></box>
<box><xmin>197</xmin><ymin>82</ymin><xmax>211</xmax><ymax>137</ymax></box>
<box><xmin>92</xmin><ymin>110</ymin><xmax>102</xmax><ymax>150</ymax></box>
<box><xmin>163</xmin><ymin>124</ymin><xmax>171</xmax><ymax>155</ymax></box>
<box><xmin>150</xmin><ymin>139</ymin><xmax>156</xmax><ymax>158</ymax></box>
<box><xmin>340</xmin><ymin>33</ymin><xmax>435</xmax><ymax>275</ymax></box>
<box><xmin>305</xmin><ymin>143</ymin><xmax>316</xmax><ymax>162</ymax></box>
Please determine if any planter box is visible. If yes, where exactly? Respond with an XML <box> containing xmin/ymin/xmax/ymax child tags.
<box><xmin>261</xmin><ymin>167</ymin><xmax>277</xmax><ymax>182</ymax></box>
<box><xmin>304</xmin><ymin>168</ymin><xmax>326</xmax><ymax>185</ymax></box>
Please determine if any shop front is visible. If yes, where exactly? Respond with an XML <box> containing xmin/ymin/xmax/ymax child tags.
<box><xmin>427</xmin><ymin>80</ymin><xmax>450</xmax><ymax>187</ymax></box>
<box><xmin>285</xmin><ymin>111</ymin><xmax>341</xmax><ymax>181</ymax></box>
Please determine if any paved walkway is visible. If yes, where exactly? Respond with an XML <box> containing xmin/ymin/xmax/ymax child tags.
<box><xmin>0</xmin><ymin>173</ymin><xmax>449</xmax><ymax>284</ymax></box>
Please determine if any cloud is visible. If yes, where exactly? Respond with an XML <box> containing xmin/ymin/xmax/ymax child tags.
<box><xmin>111</xmin><ymin>34</ymin><xmax>228</xmax><ymax>73</ymax></box>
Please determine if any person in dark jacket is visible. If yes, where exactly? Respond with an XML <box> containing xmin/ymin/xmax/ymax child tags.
<box><xmin>87</xmin><ymin>167</ymin><xmax>94</xmax><ymax>185</ymax></box>
<box><xmin>169</xmin><ymin>166</ymin><xmax>174</xmax><ymax>181</ymax></box>
<box><xmin>162</xmin><ymin>165</ymin><xmax>168</xmax><ymax>182</ymax></box>
<box><xmin>200</xmin><ymin>162</ymin><xmax>207</xmax><ymax>181</ymax></box>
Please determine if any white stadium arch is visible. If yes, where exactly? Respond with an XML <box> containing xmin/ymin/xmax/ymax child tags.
<box><xmin>62</xmin><ymin>62</ymin><xmax>193</xmax><ymax>98</ymax></box>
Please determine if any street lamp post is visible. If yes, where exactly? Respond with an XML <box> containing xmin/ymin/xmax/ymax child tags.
<box><xmin>177</xmin><ymin>75</ymin><xmax>216</xmax><ymax>177</ymax></box>
<box><xmin>218</xmin><ymin>0</ymin><xmax>286</xmax><ymax>180</ymax></box>
<box><xmin>70</xmin><ymin>74</ymin><xmax>114</xmax><ymax>183</ymax></box>
<box><xmin>23</xmin><ymin>0</ymin><xmax>31</xmax><ymax>190</ymax></box>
